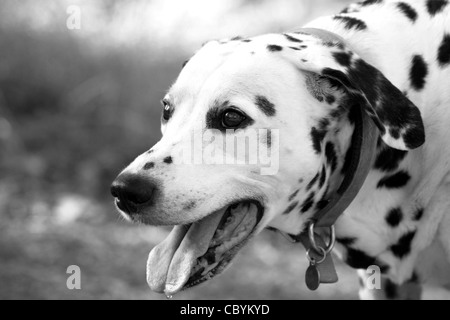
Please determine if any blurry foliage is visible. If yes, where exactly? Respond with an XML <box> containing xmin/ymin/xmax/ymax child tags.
<box><xmin>0</xmin><ymin>26</ymin><xmax>175</xmax><ymax>205</ymax></box>
<box><xmin>0</xmin><ymin>0</ymin><xmax>356</xmax><ymax>300</ymax></box>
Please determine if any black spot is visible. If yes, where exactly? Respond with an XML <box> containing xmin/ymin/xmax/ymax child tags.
<box><xmin>377</xmin><ymin>171</ymin><xmax>411</xmax><ymax>189</ymax></box>
<box><xmin>390</xmin><ymin>231</ymin><xmax>416</xmax><ymax>259</ymax></box>
<box><xmin>284</xmin><ymin>34</ymin><xmax>303</xmax><ymax>43</ymax></box>
<box><xmin>414</xmin><ymin>208</ymin><xmax>424</xmax><ymax>221</ymax></box>
<box><xmin>267</xmin><ymin>44</ymin><xmax>283</xmax><ymax>52</ymax></box>
<box><xmin>299</xmin><ymin>45</ymin><xmax>308</xmax><ymax>49</ymax></box>
<box><xmin>311</xmin><ymin>127</ymin><xmax>327</xmax><ymax>154</ymax></box>
<box><xmin>374</xmin><ymin>147</ymin><xmax>408</xmax><ymax>172</ymax></box>
<box><xmin>346</xmin><ymin>248</ymin><xmax>377</xmax><ymax>269</ymax></box>
<box><xmin>319</xmin><ymin>166</ymin><xmax>327</xmax><ymax>189</ymax></box>
<box><xmin>403</xmin><ymin>126</ymin><xmax>426</xmax><ymax>150</ymax></box>
<box><xmin>316</xmin><ymin>184</ymin><xmax>330</xmax><ymax>210</ymax></box>
<box><xmin>255</xmin><ymin>96</ymin><xmax>276</xmax><ymax>117</ymax></box>
<box><xmin>289</xmin><ymin>47</ymin><xmax>301</xmax><ymax>51</ymax></box>
<box><xmin>333</xmin><ymin>16</ymin><xmax>368</xmax><ymax>31</ymax></box>
<box><xmin>311</xmin><ymin>118</ymin><xmax>330</xmax><ymax>153</ymax></box>
<box><xmin>312</xmin><ymin>93</ymin><xmax>325</xmax><ymax>103</ymax></box>
<box><xmin>325</xmin><ymin>142</ymin><xmax>338</xmax><ymax>172</ymax></box>
<box><xmin>318</xmin><ymin>117</ymin><xmax>330</xmax><ymax>130</ymax></box>
<box><xmin>163</xmin><ymin>156</ymin><xmax>173</xmax><ymax>164</ymax></box>
<box><xmin>307</xmin><ymin>173</ymin><xmax>320</xmax><ymax>191</ymax></box>
<box><xmin>231</xmin><ymin>36</ymin><xmax>243</xmax><ymax>41</ymax></box>
<box><xmin>147</xmin><ymin>149</ymin><xmax>154</xmax><ymax>155</ymax></box>
<box><xmin>385</xmin><ymin>279</ymin><xmax>399</xmax><ymax>299</ymax></box>
<box><xmin>396</xmin><ymin>2</ymin><xmax>418</xmax><ymax>22</ymax></box>
<box><xmin>283</xmin><ymin>202</ymin><xmax>299</xmax><ymax>215</ymax></box>
<box><xmin>143</xmin><ymin>162</ymin><xmax>155</xmax><ymax>170</ymax></box>
<box><xmin>337</xmin><ymin>237</ymin><xmax>357</xmax><ymax>247</ymax></box>
<box><xmin>410</xmin><ymin>55</ymin><xmax>428</xmax><ymax>91</ymax></box>
<box><xmin>325</xmin><ymin>95</ymin><xmax>336</xmax><ymax>104</ymax></box>
<box><xmin>300</xmin><ymin>192</ymin><xmax>315</xmax><ymax>214</ymax></box>
<box><xmin>316</xmin><ymin>199</ymin><xmax>329</xmax><ymax>210</ymax></box>
<box><xmin>361</xmin><ymin>0</ymin><xmax>383</xmax><ymax>6</ymax></box>
<box><xmin>389</xmin><ymin>127</ymin><xmax>401</xmax><ymax>140</ymax></box>
<box><xmin>333</xmin><ymin>51</ymin><xmax>352</xmax><ymax>67</ymax></box>
<box><xmin>386</xmin><ymin>208</ymin><xmax>403</xmax><ymax>227</ymax></box>
<box><xmin>426</xmin><ymin>0</ymin><xmax>448</xmax><ymax>16</ymax></box>
<box><xmin>438</xmin><ymin>34</ymin><xmax>450</xmax><ymax>67</ymax></box>
<box><xmin>288</xmin><ymin>190</ymin><xmax>300</xmax><ymax>202</ymax></box>
<box><xmin>241</xmin><ymin>39</ymin><xmax>252</xmax><ymax>43</ymax></box>
<box><xmin>323</xmin><ymin>41</ymin><xmax>345</xmax><ymax>49</ymax></box>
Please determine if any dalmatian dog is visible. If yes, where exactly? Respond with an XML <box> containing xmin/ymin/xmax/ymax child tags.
<box><xmin>111</xmin><ymin>0</ymin><xmax>450</xmax><ymax>299</ymax></box>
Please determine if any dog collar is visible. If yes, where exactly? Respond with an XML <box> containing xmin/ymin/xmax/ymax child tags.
<box><xmin>297</xmin><ymin>28</ymin><xmax>379</xmax><ymax>228</ymax></box>
<box><xmin>281</xmin><ymin>28</ymin><xmax>380</xmax><ymax>290</ymax></box>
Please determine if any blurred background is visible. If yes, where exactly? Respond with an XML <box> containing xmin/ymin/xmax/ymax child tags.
<box><xmin>0</xmin><ymin>0</ymin><xmax>359</xmax><ymax>300</ymax></box>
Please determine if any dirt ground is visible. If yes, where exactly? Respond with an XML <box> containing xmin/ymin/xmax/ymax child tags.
<box><xmin>0</xmin><ymin>214</ymin><xmax>358</xmax><ymax>300</ymax></box>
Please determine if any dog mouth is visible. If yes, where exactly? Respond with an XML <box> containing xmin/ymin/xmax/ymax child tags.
<box><xmin>146</xmin><ymin>200</ymin><xmax>263</xmax><ymax>296</ymax></box>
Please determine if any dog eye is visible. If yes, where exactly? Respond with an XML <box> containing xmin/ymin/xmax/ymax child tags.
<box><xmin>162</xmin><ymin>99</ymin><xmax>174</xmax><ymax>121</ymax></box>
<box><xmin>221</xmin><ymin>109</ymin><xmax>247</xmax><ymax>129</ymax></box>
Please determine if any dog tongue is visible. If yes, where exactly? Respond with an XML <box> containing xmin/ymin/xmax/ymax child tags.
<box><xmin>146</xmin><ymin>210</ymin><xmax>224</xmax><ymax>295</ymax></box>
<box><xmin>146</xmin><ymin>225</ymin><xmax>190</xmax><ymax>293</ymax></box>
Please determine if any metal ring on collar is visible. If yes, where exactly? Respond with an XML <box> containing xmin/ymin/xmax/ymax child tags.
<box><xmin>308</xmin><ymin>222</ymin><xmax>336</xmax><ymax>255</ymax></box>
<box><xmin>306</xmin><ymin>247</ymin><xmax>327</xmax><ymax>265</ymax></box>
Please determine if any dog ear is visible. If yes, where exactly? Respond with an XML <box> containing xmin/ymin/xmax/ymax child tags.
<box><xmin>319</xmin><ymin>60</ymin><xmax>425</xmax><ymax>151</ymax></box>
<box><xmin>284</xmin><ymin>34</ymin><xmax>425</xmax><ymax>151</ymax></box>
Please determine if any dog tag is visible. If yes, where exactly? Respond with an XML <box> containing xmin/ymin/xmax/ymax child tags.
<box><xmin>301</xmin><ymin>232</ymin><xmax>339</xmax><ymax>287</ymax></box>
<box><xmin>305</xmin><ymin>263</ymin><xmax>320</xmax><ymax>291</ymax></box>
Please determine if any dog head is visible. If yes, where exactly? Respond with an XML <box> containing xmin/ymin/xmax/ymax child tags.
<box><xmin>111</xmin><ymin>32</ymin><xmax>425</xmax><ymax>295</ymax></box>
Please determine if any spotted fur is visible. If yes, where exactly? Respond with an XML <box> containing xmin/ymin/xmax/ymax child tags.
<box><xmin>396</xmin><ymin>2</ymin><xmax>419</xmax><ymax>22</ymax></box>
<box><xmin>377</xmin><ymin>170</ymin><xmax>411</xmax><ymax>189</ymax></box>
<box><xmin>438</xmin><ymin>34</ymin><xmax>450</xmax><ymax>66</ymax></box>
<box><xmin>410</xmin><ymin>55</ymin><xmax>429</xmax><ymax>91</ymax></box>
<box><xmin>386</xmin><ymin>208</ymin><xmax>403</xmax><ymax>227</ymax></box>
<box><xmin>333</xmin><ymin>16</ymin><xmax>368</xmax><ymax>31</ymax></box>
<box><xmin>426</xmin><ymin>0</ymin><xmax>448</xmax><ymax>16</ymax></box>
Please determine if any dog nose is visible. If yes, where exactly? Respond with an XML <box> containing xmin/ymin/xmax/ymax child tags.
<box><xmin>111</xmin><ymin>173</ymin><xmax>157</xmax><ymax>214</ymax></box>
